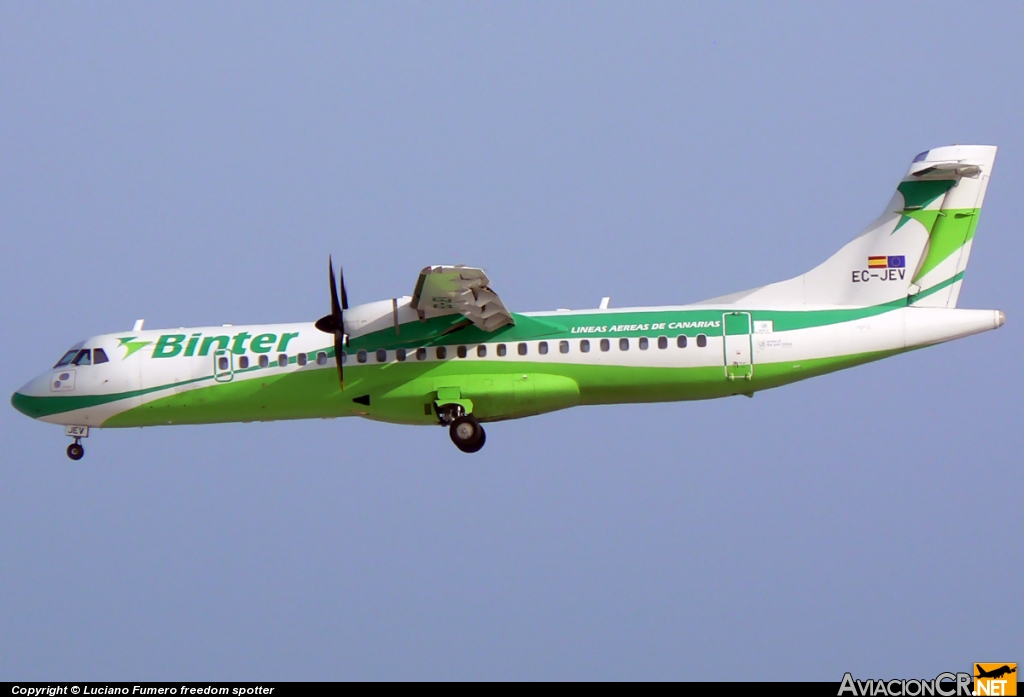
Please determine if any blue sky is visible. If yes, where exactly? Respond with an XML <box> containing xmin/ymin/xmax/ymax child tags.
<box><xmin>1</xmin><ymin>2</ymin><xmax>1020</xmax><ymax>680</ymax></box>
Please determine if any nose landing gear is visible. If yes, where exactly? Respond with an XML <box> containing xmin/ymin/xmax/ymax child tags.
<box><xmin>64</xmin><ymin>425</ymin><xmax>88</xmax><ymax>460</ymax></box>
<box><xmin>67</xmin><ymin>440</ymin><xmax>85</xmax><ymax>460</ymax></box>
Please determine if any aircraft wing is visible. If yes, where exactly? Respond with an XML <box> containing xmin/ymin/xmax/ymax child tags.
<box><xmin>410</xmin><ymin>265</ymin><xmax>514</xmax><ymax>331</ymax></box>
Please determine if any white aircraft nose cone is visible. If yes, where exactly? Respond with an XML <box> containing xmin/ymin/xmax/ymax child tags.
<box><xmin>10</xmin><ymin>374</ymin><xmax>52</xmax><ymax>419</ymax></box>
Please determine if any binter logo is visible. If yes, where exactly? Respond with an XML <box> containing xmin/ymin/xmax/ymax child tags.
<box><xmin>975</xmin><ymin>664</ymin><xmax>1017</xmax><ymax>696</ymax></box>
<box><xmin>150</xmin><ymin>331</ymin><xmax>301</xmax><ymax>359</ymax></box>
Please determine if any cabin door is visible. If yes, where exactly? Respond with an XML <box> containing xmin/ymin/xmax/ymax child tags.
<box><xmin>213</xmin><ymin>348</ymin><xmax>234</xmax><ymax>382</ymax></box>
<box><xmin>722</xmin><ymin>312</ymin><xmax>753</xmax><ymax>380</ymax></box>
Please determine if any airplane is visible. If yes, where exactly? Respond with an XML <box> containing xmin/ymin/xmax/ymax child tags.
<box><xmin>975</xmin><ymin>665</ymin><xmax>1016</xmax><ymax>680</ymax></box>
<box><xmin>11</xmin><ymin>145</ymin><xmax>1006</xmax><ymax>459</ymax></box>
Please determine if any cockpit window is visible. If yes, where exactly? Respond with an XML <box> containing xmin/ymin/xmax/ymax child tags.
<box><xmin>71</xmin><ymin>349</ymin><xmax>92</xmax><ymax>366</ymax></box>
<box><xmin>93</xmin><ymin>348</ymin><xmax>109</xmax><ymax>364</ymax></box>
<box><xmin>54</xmin><ymin>350</ymin><xmax>78</xmax><ymax>368</ymax></box>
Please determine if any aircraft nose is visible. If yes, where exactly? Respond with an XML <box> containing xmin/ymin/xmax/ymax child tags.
<box><xmin>11</xmin><ymin>389</ymin><xmax>34</xmax><ymax>418</ymax></box>
<box><xmin>11</xmin><ymin>375</ymin><xmax>49</xmax><ymax>419</ymax></box>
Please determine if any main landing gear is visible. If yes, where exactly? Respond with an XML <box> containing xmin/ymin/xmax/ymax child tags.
<box><xmin>450</xmin><ymin>414</ymin><xmax>486</xmax><ymax>453</ymax></box>
<box><xmin>437</xmin><ymin>404</ymin><xmax>487</xmax><ymax>453</ymax></box>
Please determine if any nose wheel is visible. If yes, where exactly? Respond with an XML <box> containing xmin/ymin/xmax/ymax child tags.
<box><xmin>67</xmin><ymin>440</ymin><xmax>85</xmax><ymax>460</ymax></box>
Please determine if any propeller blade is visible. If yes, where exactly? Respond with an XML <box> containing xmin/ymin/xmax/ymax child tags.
<box><xmin>329</xmin><ymin>256</ymin><xmax>343</xmax><ymax>317</ymax></box>
<box><xmin>339</xmin><ymin>265</ymin><xmax>349</xmax><ymax>310</ymax></box>
<box><xmin>313</xmin><ymin>256</ymin><xmax>347</xmax><ymax>390</ymax></box>
<box><xmin>334</xmin><ymin>261</ymin><xmax>348</xmax><ymax>380</ymax></box>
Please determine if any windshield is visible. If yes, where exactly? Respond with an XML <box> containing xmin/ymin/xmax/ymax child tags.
<box><xmin>54</xmin><ymin>350</ymin><xmax>78</xmax><ymax>368</ymax></box>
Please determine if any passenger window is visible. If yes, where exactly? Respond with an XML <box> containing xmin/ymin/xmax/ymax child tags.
<box><xmin>396</xmin><ymin>348</ymin><xmax>406</xmax><ymax>362</ymax></box>
<box><xmin>677</xmin><ymin>335</ymin><xmax>687</xmax><ymax>348</ymax></box>
<box><xmin>259</xmin><ymin>355</ymin><xmax>269</xmax><ymax>368</ymax></box>
<box><xmin>457</xmin><ymin>345</ymin><xmax>467</xmax><ymax>358</ymax></box>
<box><xmin>239</xmin><ymin>356</ymin><xmax>249</xmax><ymax>369</ymax></box>
<box><xmin>619</xmin><ymin>338</ymin><xmax>629</xmax><ymax>351</ymax></box>
<box><xmin>559</xmin><ymin>340</ymin><xmax>569</xmax><ymax>354</ymax></box>
<box><xmin>357</xmin><ymin>350</ymin><xmax>368</xmax><ymax>364</ymax></box>
<box><xmin>696</xmin><ymin>334</ymin><xmax>707</xmax><ymax>348</ymax></box>
<box><xmin>278</xmin><ymin>354</ymin><xmax>288</xmax><ymax>367</ymax></box>
<box><xmin>316</xmin><ymin>352</ymin><xmax>328</xmax><ymax>365</ymax></box>
<box><xmin>477</xmin><ymin>345</ymin><xmax>487</xmax><ymax>358</ymax></box>
<box><xmin>416</xmin><ymin>347</ymin><xmax>427</xmax><ymax>361</ymax></box>
<box><xmin>497</xmin><ymin>344</ymin><xmax>507</xmax><ymax>357</ymax></box>
<box><xmin>518</xmin><ymin>343</ymin><xmax>528</xmax><ymax>356</ymax></box>
<box><xmin>54</xmin><ymin>350</ymin><xmax>78</xmax><ymax>368</ymax></box>
<box><xmin>600</xmin><ymin>338</ymin><xmax>610</xmax><ymax>352</ymax></box>
<box><xmin>538</xmin><ymin>342</ymin><xmax>549</xmax><ymax>355</ymax></box>
<box><xmin>93</xmin><ymin>348</ymin><xmax>109</xmax><ymax>364</ymax></box>
<box><xmin>218</xmin><ymin>356</ymin><xmax>229</xmax><ymax>370</ymax></box>
<box><xmin>639</xmin><ymin>337</ymin><xmax>649</xmax><ymax>350</ymax></box>
<box><xmin>72</xmin><ymin>349</ymin><xmax>91</xmax><ymax>366</ymax></box>
<box><xmin>436</xmin><ymin>347</ymin><xmax>447</xmax><ymax>359</ymax></box>
<box><xmin>580</xmin><ymin>339</ymin><xmax>590</xmax><ymax>353</ymax></box>
<box><xmin>297</xmin><ymin>353</ymin><xmax>307</xmax><ymax>366</ymax></box>
<box><xmin>657</xmin><ymin>336</ymin><xmax>668</xmax><ymax>350</ymax></box>
<box><xmin>376</xmin><ymin>349</ymin><xmax>387</xmax><ymax>363</ymax></box>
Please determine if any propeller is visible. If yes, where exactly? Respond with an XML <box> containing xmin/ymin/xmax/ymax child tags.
<box><xmin>314</xmin><ymin>256</ymin><xmax>348</xmax><ymax>389</ymax></box>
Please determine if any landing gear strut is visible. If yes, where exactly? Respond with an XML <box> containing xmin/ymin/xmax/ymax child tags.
<box><xmin>436</xmin><ymin>403</ymin><xmax>487</xmax><ymax>453</ymax></box>
<box><xmin>67</xmin><ymin>440</ymin><xmax>85</xmax><ymax>460</ymax></box>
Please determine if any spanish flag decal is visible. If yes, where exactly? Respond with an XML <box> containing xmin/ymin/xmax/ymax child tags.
<box><xmin>867</xmin><ymin>255</ymin><xmax>905</xmax><ymax>269</ymax></box>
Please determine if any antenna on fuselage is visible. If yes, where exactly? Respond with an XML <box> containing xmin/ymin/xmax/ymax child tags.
<box><xmin>132</xmin><ymin>319</ymin><xmax>145</xmax><ymax>331</ymax></box>
<box><xmin>599</xmin><ymin>297</ymin><xmax>611</xmax><ymax>309</ymax></box>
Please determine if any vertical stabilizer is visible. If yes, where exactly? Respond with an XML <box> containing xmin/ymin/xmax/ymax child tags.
<box><xmin>698</xmin><ymin>145</ymin><xmax>996</xmax><ymax>308</ymax></box>
<box><xmin>906</xmin><ymin>145</ymin><xmax>996</xmax><ymax>307</ymax></box>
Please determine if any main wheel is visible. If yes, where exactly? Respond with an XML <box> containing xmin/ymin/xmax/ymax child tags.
<box><xmin>449</xmin><ymin>414</ymin><xmax>486</xmax><ymax>453</ymax></box>
<box><xmin>67</xmin><ymin>443</ymin><xmax>84</xmax><ymax>461</ymax></box>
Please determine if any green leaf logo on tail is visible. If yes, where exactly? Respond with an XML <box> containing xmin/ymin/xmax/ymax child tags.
<box><xmin>117</xmin><ymin>336</ymin><xmax>151</xmax><ymax>359</ymax></box>
<box><xmin>892</xmin><ymin>180</ymin><xmax>955</xmax><ymax>234</ymax></box>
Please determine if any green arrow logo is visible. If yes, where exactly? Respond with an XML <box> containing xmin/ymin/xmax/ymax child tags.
<box><xmin>117</xmin><ymin>336</ymin><xmax>151</xmax><ymax>359</ymax></box>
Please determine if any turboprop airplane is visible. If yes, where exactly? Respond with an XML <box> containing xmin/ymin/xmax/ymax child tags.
<box><xmin>11</xmin><ymin>145</ymin><xmax>1006</xmax><ymax>459</ymax></box>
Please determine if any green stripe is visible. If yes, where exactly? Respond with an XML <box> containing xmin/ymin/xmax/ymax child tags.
<box><xmin>16</xmin><ymin>338</ymin><xmax>908</xmax><ymax>426</ymax></box>
<box><xmin>908</xmin><ymin>271</ymin><xmax>965</xmax><ymax>305</ymax></box>
<box><xmin>20</xmin><ymin>287</ymin><xmax>970</xmax><ymax>423</ymax></box>
<box><xmin>98</xmin><ymin>347</ymin><xmax>905</xmax><ymax>428</ymax></box>
<box><xmin>11</xmin><ymin>344</ymin><xmax>337</xmax><ymax>418</ymax></box>
<box><xmin>11</xmin><ymin>374</ymin><xmax>212</xmax><ymax>419</ymax></box>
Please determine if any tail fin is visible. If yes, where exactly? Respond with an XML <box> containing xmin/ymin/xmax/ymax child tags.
<box><xmin>907</xmin><ymin>146</ymin><xmax>996</xmax><ymax>307</ymax></box>
<box><xmin>699</xmin><ymin>145</ymin><xmax>997</xmax><ymax>308</ymax></box>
